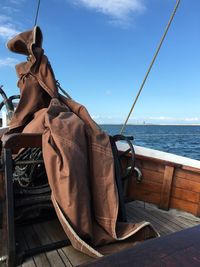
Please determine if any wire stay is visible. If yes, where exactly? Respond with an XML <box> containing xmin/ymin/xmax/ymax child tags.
<box><xmin>34</xmin><ymin>0</ymin><xmax>41</xmax><ymax>26</ymax></box>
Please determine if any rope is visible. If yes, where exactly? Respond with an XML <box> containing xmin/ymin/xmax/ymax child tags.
<box><xmin>120</xmin><ymin>0</ymin><xmax>181</xmax><ymax>134</ymax></box>
<box><xmin>34</xmin><ymin>0</ymin><xmax>41</xmax><ymax>26</ymax></box>
<box><xmin>56</xmin><ymin>80</ymin><xmax>72</xmax><ymax>99</ymax></box>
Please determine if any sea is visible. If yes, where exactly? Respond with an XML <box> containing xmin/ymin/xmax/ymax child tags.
<box><xmin>100</xmin><ymin>125</ymin><xmax>200</xmax><ymax>161</ymax></box>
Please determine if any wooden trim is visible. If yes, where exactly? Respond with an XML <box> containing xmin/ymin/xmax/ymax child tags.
<box><xmin>182</xmin><ymin>165</ymin><xmax>200</xmax><ymax>174</ymax></box>
<box><xmin>170</xmin><ymin>197</ymin><xmax>198</xmax><ymax>216</ymax></box>
<box><xmin>196</xmin><ymin>193</ymin><xmax>200</xmax><ymax>217</ymax></box>
<box><xmin>159</xmin><ymin>165</ymin><xmax>175</xmax><ymax>210</ymax></box>
<box><xmin>136</xmin><ymin>154</ymin><xmax>180</xmax><ymax>168</ymax></box>
<box><xmin>3</xmin><ymin>133</ymin><xmax>42</xmax><ymax>153</ymax></box>
<box><xmin>117</xmin><ymin>143</ymin><xmax>200</xmax><ymax>170</ymax></box>
<box><xmin>120</xmin><ymin>150</ymin><xmax>182</xmax><ymax>168</ymax></box>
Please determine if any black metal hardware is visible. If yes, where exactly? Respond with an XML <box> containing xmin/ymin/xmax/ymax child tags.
<box><xmin>110</xmin><ymin>134</ymin><xmax>140</xmax><ymax>222</ymax></box>
<box><xmin>0</xmin><ymin>86</ymin><xmax>20</xmax><ymax>121</ymax></box>
<box><xmin>1</xmin><ymin>142</ymin><xmax>70</xmax><ymax>267</ymax></box>
<box><xmin>112</xmin><ymin>135</ymin><xmax>135</xmax><ymax>180</ymax></box>
<box><xmin>3</xmin><ymin>149</ymin><xmax>16</xmax><ymax>267</ymax></box>
<box><xmin>110</xmin><ymin>135</ymin><xmax>135</xmax><ymax>222</ymax></box>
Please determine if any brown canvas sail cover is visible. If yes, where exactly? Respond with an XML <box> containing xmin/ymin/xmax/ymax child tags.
<box><xmin>5</xmin><ymin>27</ymin><xmax>158</xmax><ymax>257</ymax></box>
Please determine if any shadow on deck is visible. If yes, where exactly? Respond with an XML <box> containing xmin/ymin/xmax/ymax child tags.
<box><xmin>1</xmin><ymin>201</ymin><xmax>200</xmax><ymax>267</ymax></box>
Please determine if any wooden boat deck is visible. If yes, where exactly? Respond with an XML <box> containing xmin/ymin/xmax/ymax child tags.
<box><xmin>126</xmin><ymin>201</ymin><xmax>200</xmax><ymax>236</ymax></box>
<box><xmin>1</xmin><ymin>200</ymin><xmax>200</xmax><ymax>267</ymax></box>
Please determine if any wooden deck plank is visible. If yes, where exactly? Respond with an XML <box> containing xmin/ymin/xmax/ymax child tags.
<box><xmin>131</xmin><ymin>200</ymin><xmax>200</xmax><ymax>225</ymax></box>
<box><xmin>147</xmin><ymin>206</ymin><xmax>199</xmax><ymax>228</ymax></box>
<box><xmin>173</xmin><ymin>215</ymin><xmax>200</xmax><ymax>227</ymax></box>
<box><xmin>143</xmin><ymin>209</ymin><xmax>184</xmax><ymax>232</ymax></box>
<box><xmin>57</xmin><ymin>249</ymin><xmax>73</xmax><ymax>267</ymax></box>
<box><xmin>127</xmin><ymin>204</ymin><xmax>177</xmax><ymax>234</ymax></box>
<box><xmin>128</xmin><ymin>205</ymin><xmax>170</xmax><ymax>235</ymax></box>
<box><xmin>41</xmin><ymin>220</ymin><xmax>66</xmax><ymax>241</ymax></box>
<box><xmin>14</xmin><ymin>201</ymin><xmax>200</xmax><ymax>267</ymax></box>
<box><xmin>22</xmin><ymin>226</ymin><xmax>51</xmax><ymax>267</ymax></box>
<box><xmin>61</xmin><ymin>246</ymin><xmax>95</xmax><ymax>267</ymax></box>
<box><xmin>147</xmin><ymin>209</ymin><xmax>193</xmax><ymax>231</ymax></box>
<box><xmin>129</xmin><ymin>208</ymin><xmax>172</xmax><ymax>235</ymax></box>
<box><xmin>22</xmin><ymin>260</ymin><xmax>37</xmax><ymax>267</ymax></box>
<box><xmin>17</xmin><ymin>228</ymin><xmax>37</xmax><ymax>267</ymax></box>
<box><xmin>33</xmin><ymin>224</ymin><xmax>68</xmax><ymax>267</ymax></box>
<box><xmin>42</xmin><ymin>219</ymin><xmax>95</xmax><ymax>267</ymax></box>
<box><xmin>126</xmin><ymin>208</ymin><xmax>168</xmax><ymax>235</ymax></box>
<box><xmin>40</xmin><ymin>221</ymin><xmax>73</xmax><ymax>267</ymax></box>
<box><xmin>126</xmin><ymin>201</ymin><xmax>200</xmax><ymax>236</ymax></box>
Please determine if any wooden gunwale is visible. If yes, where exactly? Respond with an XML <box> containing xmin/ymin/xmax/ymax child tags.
<box><xmin>118</xmin><ymin>143</ymin><xmax>200</xmax><ymax>217</ymax></box>
<box><xmin>118</xmin><ymin>143</ymin><xmax>200</xmax><ymax>170</ymax></box>
<box><xmin>135</xmin><ymin>154</ymin><xmax>200</xmax><ymax>174</ymax></box>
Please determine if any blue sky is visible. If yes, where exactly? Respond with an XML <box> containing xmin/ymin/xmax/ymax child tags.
<box><xmin>0</xmin><ymin>0</ymin><xmax>200</xmax><ymax>124</ymax></box>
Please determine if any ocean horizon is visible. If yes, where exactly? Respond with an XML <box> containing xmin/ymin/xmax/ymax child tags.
<box><xmin>100</xmin><ymin>125</ymin><xmax>200</xmax><ymax>161</ymax></box>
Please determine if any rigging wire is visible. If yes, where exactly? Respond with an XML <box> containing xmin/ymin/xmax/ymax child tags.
<box><xmin>120</xmin><ymin>0</ymin><xmax>181</xmax><ymax>134</ymax></box>
<box><xmin>34</xmin><ymin>0</ymin><xmax>41</xmax><ymax>26</ymax></box>
<box><xmin>56</xmin><ymin>80</ymin><xmax>72</xmax><ymax>99</ymax></box>
<box><xmin>33</xmin><ymin>1</ymin><xmax>72</xmax><ymax>100</ymax></box>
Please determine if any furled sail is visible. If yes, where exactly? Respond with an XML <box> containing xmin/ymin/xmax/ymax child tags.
<box><xmin>4</xmin><ymin>26</ymin><xmax>158</xmax><ymax>257</ymax></box>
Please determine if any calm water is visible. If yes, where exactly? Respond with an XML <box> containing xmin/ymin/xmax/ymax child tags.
<box><xmin>100</xmin><ymin>125</ymin><xmax>200</xmax><ymax>161</ymax></box>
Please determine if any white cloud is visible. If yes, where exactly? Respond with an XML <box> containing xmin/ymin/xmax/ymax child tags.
<box><xmin>0</xmin><ymin>57</ymin><xmax>19</xmax><ymax>68</ymax></box>
<box><xmin>146</xmin><ymin>116</ymin><xmax>200</xmax><ymax>125</ymax></box>
<box><xmin>91</xmin><ymin>115</ymin><xmax>101</xmax><ymax>119</ymax></box>
<box><xmin>149</xmin><ymin>116</ymin><xmax>175</xmax><ymax>121</ymax></box>
<box><xmin>0</xmin><ymin>25</ymin><xmax>19</xmax><ymax>40</ymax></box>
<box><xmin>0</xmin><ymin>14</ymin><xmax>19</xmax><ymax>40</ymax></box>
<box><xmin>0</xmin><ymin>5</ymin><xmax>20</xmax><ymax>40</ymax></box>
<box><xmin>2</xmin><ymin>6</ymin><xmax>19</xmax><ymax>14</ymax></box>
<box><xmin>184</xmin><ymin>117</ymin><xmax>199</xmax><ymax>122</ymax></box>
<box><xmin>92</xmin><ymin>115</ymin><xmax>112</xmax><ymax>122</ymax></box>
<box><xmin>8</xmin><ymin>0</ymin><xmax>25</xmax><ymax>5</ymax></box>
<box><xmin>74</xmin><ymin>0</ymin><xmax>145</xmax><ymax>24</ymax></box>
<box><xmin>149</xmin><ymin>116</ymin><xmax>200</xmax><ymax>122</ymax></box>
<box><xmin>90</xmin><ymin>115</ymin><xmax>200</xmax><ymax>124</ymax></box>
